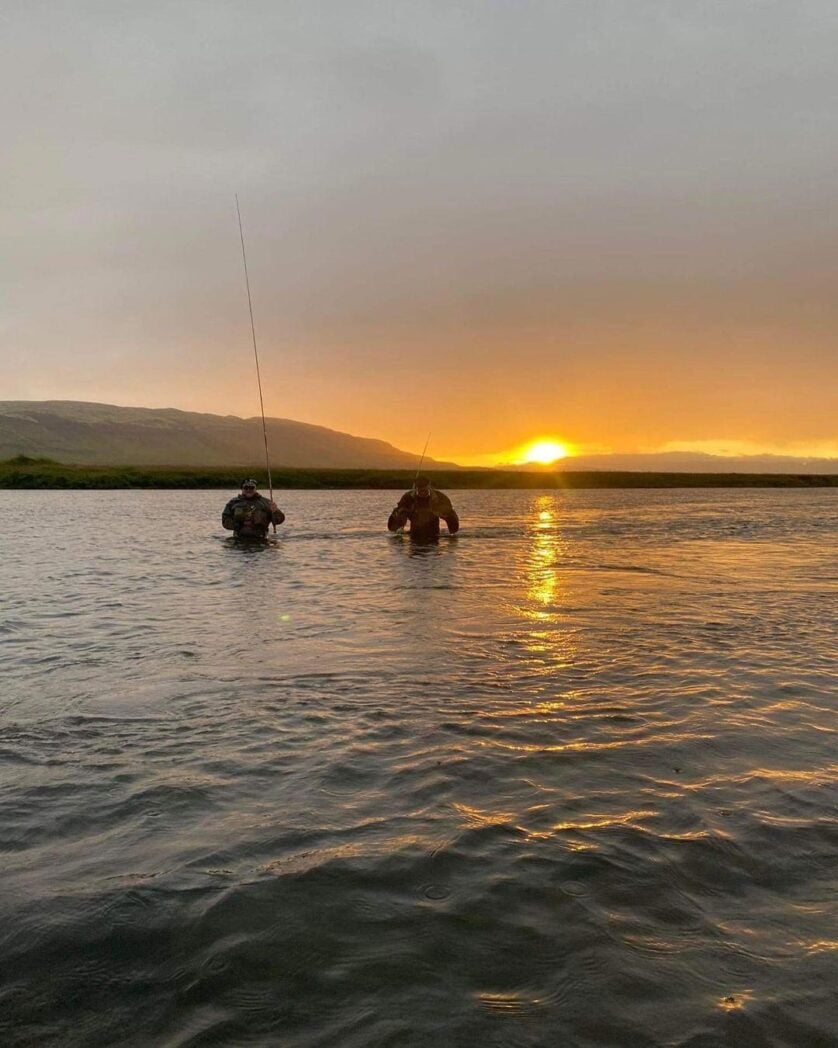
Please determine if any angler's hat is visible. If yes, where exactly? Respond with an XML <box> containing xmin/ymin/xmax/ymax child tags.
<box><xmin>241</xmin><ymin>478</ymin><xmax>258</xmax><ymax>489</ymax></box>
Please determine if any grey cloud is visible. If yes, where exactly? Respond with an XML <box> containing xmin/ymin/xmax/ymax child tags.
<box><xmin>2</xmin><ymin>0</ymin><xmax>837</xmax><ymax>438</ymax></box>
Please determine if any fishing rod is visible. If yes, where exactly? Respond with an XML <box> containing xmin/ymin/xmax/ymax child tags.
<box><xmin>235</xmin><ymin>194</ymin><xmax>276</xmax><ymax>533</ymax></box>
<box><xmin>413</xmin><ymin>432</ymin><xmax>432</xmax><ymax>490</ymax></box>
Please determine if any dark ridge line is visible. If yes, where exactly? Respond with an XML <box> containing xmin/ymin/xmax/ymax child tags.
<box><xmin>1</xmin><ymin>460</ymin><xmax>836</xmax><ymax>490</ymax></box>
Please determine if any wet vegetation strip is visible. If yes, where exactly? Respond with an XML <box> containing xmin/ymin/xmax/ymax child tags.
<box><xmin>1</xmin><ymin>456</ymin><xmax>836</xmax><ymax>489</ymax></box>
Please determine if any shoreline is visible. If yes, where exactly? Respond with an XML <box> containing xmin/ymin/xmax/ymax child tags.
<box><xmin>2</xmin><ymin>460</ymin><xmax>836</xmax><ymax>489</ymax></box>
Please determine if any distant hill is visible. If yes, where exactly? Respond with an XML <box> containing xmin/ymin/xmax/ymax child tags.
<box><xmin>510</xmin><ymin>450</ymin><xmax>838</xmax><ymax>475</ymax></box>
<box><xmin>0</xmin><ymin>401</ymin><xmax>452</xmax><ymax>469</ymax></box>
<box><xmin>3</xmin><ymin>401</ymin><xmax>834</xmax><ymax>475</ymax></box>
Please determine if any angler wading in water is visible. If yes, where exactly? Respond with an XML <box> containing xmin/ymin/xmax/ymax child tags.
<box><xmin>223</xmin><ymin>197</ymin><xmax>283</xmax><ymax>540</ymax></box>
<box><xmin>388</xmin><ymin>475</ymin><xmax>459</xmax><ymax>543</ymax></box>
<box><xmin>223</xmin><ymin>479</ymin><xmax>285</xmax><ymax>540</ymax></box>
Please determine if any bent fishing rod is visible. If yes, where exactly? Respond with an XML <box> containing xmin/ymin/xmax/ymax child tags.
<box><xmin>235</xmin><ymin>194</ymin><xmax>276</xmax><ymax>533</ymax></box>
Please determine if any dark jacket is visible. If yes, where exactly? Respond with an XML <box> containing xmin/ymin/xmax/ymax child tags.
<box><xmin>388</xmin><ymin>488</ymin><xmax>459</xmax><ymax>542</ymax></box>
<box><xmin>222</xmin><ymin>494</ymin><xmax>285</xmax><ymax>538</ymax></box>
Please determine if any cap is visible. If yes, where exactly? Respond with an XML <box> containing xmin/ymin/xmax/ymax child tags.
<box><xmin>241</xmin><ymin>478</ymin><xmax>257</xmax><ymax>488</ymax></box>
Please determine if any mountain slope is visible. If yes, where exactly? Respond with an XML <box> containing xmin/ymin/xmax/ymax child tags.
<box><xmin>0</xmin><ymin>401</ymin><xmax>450</xmax><ymax>468</ymax></box>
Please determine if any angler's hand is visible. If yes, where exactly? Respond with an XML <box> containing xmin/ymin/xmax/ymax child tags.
<box><xmin>268</xmin><ymin>500</ymin><xmax>279</xmax><ymax>512</ymax></box>
<box><xmin>388</xmin><ymin>507</ymin><xmax>409</xmax><ymax>532</ymax></box>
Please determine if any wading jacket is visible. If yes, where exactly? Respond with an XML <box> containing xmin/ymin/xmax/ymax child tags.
<box><xmin>387</xmin><ymin>488</ymin><xmax>459</xmax><ymax>542</ymax></box>
<box><xmin>222</xmin><ymin>494</ymin><xmax>285</xmax><ymax>538</ymax></box>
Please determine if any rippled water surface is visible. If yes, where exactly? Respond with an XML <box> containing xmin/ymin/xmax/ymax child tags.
<box><xmin>1</xmin><ymin>488</ymin><xmax>836</xmax><ymax>1047</ymax></box>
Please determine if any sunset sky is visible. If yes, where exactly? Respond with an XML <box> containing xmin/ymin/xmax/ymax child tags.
<box><xmin>3</xmin><ymin>2</ymin><xmax>837</xmax><ymax>465</ymax></box>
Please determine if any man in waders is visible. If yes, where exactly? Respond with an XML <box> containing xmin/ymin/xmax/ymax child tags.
<box><xmin>387</xmin><ymin>475</ymin><xmax>459</xmax><ymax>542</ymax></box>
<box><xmin>222</xmin><ymin>479</ymin><xmax>285</xmax><ymax>539</ymax></box>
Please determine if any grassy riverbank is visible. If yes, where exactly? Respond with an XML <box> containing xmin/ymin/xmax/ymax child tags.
<box><xmin>2</xmin><ymin>457</ymin><xmax>836</xmax><ymax>489</ymax></box>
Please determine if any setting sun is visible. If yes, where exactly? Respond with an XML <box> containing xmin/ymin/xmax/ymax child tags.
<box><xmin>516</xmin><ymin>439</ymin><xmax>572</xmax><ymax>465</ymax></box>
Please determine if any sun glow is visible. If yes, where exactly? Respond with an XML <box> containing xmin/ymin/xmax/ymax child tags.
<box><xmin>516</xmin><ymin>439</ymin><xmax>572</xmax><ymax>465</ymax></box>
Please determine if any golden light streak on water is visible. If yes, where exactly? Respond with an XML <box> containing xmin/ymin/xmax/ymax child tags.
<box><xmin>718</xmin><ymin>991</ymin><xmax>754</xmax><ymax>1011</ymax></box>
<box><xmin>522</xmin><ymin>498</ymin><xmax>568</xmax><ymax>622</ymax></box>
<box><xmin>549</xmin><ymin>810</ymin><xmax>659</xmax><ymax>833</ymax></box>
<box><xmin>453</xmin><ymin>802</ymin><xmax>517</xmax><ymax>828</ymax></box>
<box><xmin>483</xmin><ymin>731</ymin><xmax>715</xmax><ymax>755</ymax></box>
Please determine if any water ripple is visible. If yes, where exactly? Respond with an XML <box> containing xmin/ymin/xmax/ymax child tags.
<box><xmin>1</xmin><ymin>488</ymin><xmax>835</xmax><ymax>1046</ymax></box>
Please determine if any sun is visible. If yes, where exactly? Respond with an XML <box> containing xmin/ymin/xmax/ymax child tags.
<box><xmin>516</xmin><ymin>439</ymin><xmax>571</xmax><ymax>465</ymax></box>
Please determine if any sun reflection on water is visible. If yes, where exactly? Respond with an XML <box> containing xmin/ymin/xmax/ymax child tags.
<box><xmin>526</xmin><ymin>499</ymin><xmax>564</xmax><ymax>615</ymax></box>
<box><xmin>503</xmin><ymin>495</ymin><xmax>581</xmax><ymax>666</ymax></box>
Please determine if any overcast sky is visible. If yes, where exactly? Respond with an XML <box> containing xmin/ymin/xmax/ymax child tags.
<box><xmin>3</xmin><ymin>1</ymin><xmax>837</xmax><ymax>462</ymax></box>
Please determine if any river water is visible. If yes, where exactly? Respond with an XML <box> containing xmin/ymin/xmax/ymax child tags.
<box><xmin>1</xmin><ymin>489</ymin><xmax>836</xmax><ymax>1047</ymax></box>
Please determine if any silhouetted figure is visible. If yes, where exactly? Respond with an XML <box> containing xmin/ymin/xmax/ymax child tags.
<box><xmin>387</xmin><ymin>475</ymin><xmax>459</xmax><ymax>543</ymax></box>
<box><xmin>222</xmin><ymin>478</ymin><xmax>285</xmax><ymax>539</ymax></box>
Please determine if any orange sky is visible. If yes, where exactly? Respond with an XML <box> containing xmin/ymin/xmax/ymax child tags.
<box><xmin>3</xmin><ymin>4</ymin><xmax>837</xmax><ymax>464</ymax></box>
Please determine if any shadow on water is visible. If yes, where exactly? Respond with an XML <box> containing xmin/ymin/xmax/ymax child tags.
<box><xmin>389</xmin><ymin>533</ymin><xmax>459</xmax><ymax>558</ymax></box>
<box><xmin>221</xmin><ymin>536</ymin><xmax>281</xmax><ymax>555</ymax></box>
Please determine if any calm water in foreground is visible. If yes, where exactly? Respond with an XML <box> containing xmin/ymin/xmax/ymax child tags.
<box><xmin>1</xmin><ymin>489</ymin><xmax>836</xmax><ymax>1048</ymax></box>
